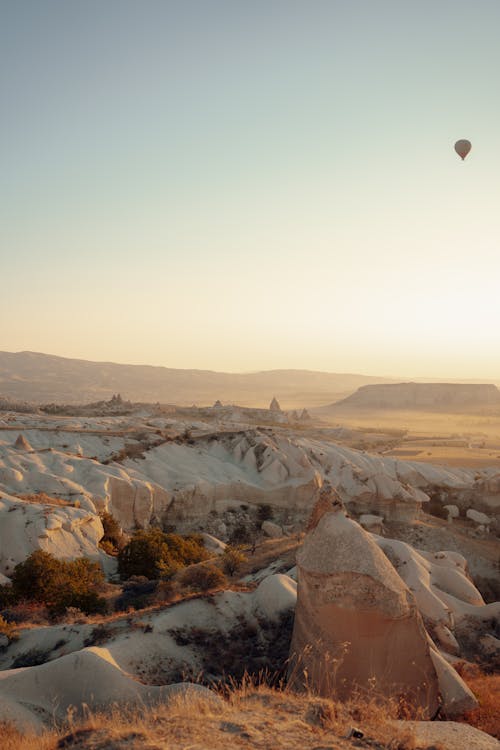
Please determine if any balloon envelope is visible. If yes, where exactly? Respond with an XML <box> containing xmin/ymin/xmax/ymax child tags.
<box><xmin>454</xmin><ymin>139</ymin><xmax>471</xmax><ymax>160</ymax></box>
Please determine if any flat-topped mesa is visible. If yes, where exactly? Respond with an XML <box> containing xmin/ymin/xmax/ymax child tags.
<box><xmin>336</xmin><ymin>382</ymin><xmax>500</xmax><ymax>410</ymax></box>
<box><xmin>288</xmin><ymin>484</ymin><xmax>441</xmax><ymax>717</ymax></box>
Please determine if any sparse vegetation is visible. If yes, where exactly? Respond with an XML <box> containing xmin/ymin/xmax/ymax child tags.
<box><xmin>11</xmin><ymin>647</ymin><xmax>53</xmax><ymax>668</ymax></box>
<box><xmin>83</xmin><ymin>624</ymin><xmax>117</xmax><ymax>647</ymax></box>
<box><xmin>220</xmin><ymin>546</ymin><xmax>247</xmax><ymax>577</ymax></box>
<box><xmin>455</xmin><ymin>663</ymin><xmax>500</xmax><ymax>739</ymax></box>
<box><xmin>179</xmin><ymin>564</ymin><xmax>227</xmax><ymax>592</ymax></box>
<box><xmin>169</xmin><ymin>610</ymin><xmax>294</xmax><ymax>686</ymax></box>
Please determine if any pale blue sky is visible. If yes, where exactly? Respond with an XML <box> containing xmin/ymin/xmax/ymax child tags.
<box><xmin>1</xmin><ymin>1</ymin><xmax>500</xmax><ymax>377</ymax></box>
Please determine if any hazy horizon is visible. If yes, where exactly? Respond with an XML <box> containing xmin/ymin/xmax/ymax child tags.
<box><xmin>3</xmin><ymin>348</ymin><xmax>500</xmax><ymax>385</ymax></box>
<box><xmin>2</xmin><ymin>2</ymin><xmax>500</xmax><ymax>378</ymax></box>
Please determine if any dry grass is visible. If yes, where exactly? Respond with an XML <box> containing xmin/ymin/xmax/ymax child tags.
<box><xmin>17</xmin><ymin>492</ymin><xmax>72</xmax><ymax>507</ymax></box>
<box><xmin>457</xmin><ymin>665</ymin><xmax>500</xmax><ymax>739</ymax></box>
<box><xmin>0</xmin><ymin>685</ymin><xmax>422</xmax><ymax>750</ymax></box>
<box><xmin>0</xmin><ymin>722</ymin><xmax>57</xmax><ymax>750</ymax></box>
<box><xmin>318</xmin><ymin>406</ymin><xmax>500</xmax><ymax>467</ymax></box>
<box><xmin>237</xmin><ymin>535</ymin><xmax>302</xmax><ymax>578</ymax></box>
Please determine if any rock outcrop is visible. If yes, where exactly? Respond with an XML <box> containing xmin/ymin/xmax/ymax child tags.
<box><xmin>269</xmin><ymin>397</ymin><xmax>281</xmax><ymax>412</ymax></box>
<box><xmin>288</xmin><ymin>486</ymin><xmax>441</xmax><ymax>717</ymax></box>
<box><xmin>0</xmin><ymin>493</ymin><xmax>104</xmax><ymax>576</ymax></box>
<box><xmin>14</xmin><ymin>433</ymin><xmax>32</xmax><ymax>451</ymax></box>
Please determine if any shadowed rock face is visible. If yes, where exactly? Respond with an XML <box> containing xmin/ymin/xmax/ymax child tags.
<box><xmin>288</xmin><ymin>487</ymin><xmax>440</xmax><ymax>718</ymax></box>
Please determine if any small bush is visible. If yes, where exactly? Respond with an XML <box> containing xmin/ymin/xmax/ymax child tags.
<box><xmin>154</xmin><ymin>579</ymin><xmax>177</xmax><ymax>605</ymax></box>
<box><xmin>9</xmin><ymin>551</ymin><xmax>106</xmax><ymax>617</ymax></box>
<box><xmin>1</xmin><ymin>602</ymin><xmax>50</xmax><ymax>625</ymax></box>
<box><xmin>229</xmin><ymin>522</ymin><xmax>253</xmax><ymax>545</ymax></box>
<box><xmin>220</xmin><ymin>546</ymin><xmax>247</xmax><ymax>577</ymax></box>
<box><xmin>117</xmin><ymin>529</ymin><xmax>209</xmax><ymax>581</ymax></box>
<box><xmin>179</xmin><ymin>564</ymin><xmax>227</xmax><ymax>592</ymax></box>
<box><xmin>0</xmin><ymin>614</ymin><xmax>18</xmax><ymax>644</ymax></box>
<box><xmin>114</xmin><ymin>576</ymin><xmax>158</xmax><ymax>611</ymax></box>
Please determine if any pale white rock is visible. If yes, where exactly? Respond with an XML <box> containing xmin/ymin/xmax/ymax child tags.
<box><xmin>397</xmin><ymin>721</ymin><xmax>499</xmax><ymax>750</ymax></box>
<box><xmin>466</xmin><ymin>508</ymin><xmax>491</xmax><ymax>527</ymax></box>
<box><xmin>375</xmin><ymin>538</ymin><xmax>485</xmax><ymax>626</ymax></box>
<box><xmin>359</xmin><ymin>513</ymin><xmax>384</xmax><ymax>532</ymax></box>
<box><xmin>444</xmin><ymin>504</ymin><xmax>459</xmax><ymax>521</ymax></box>
<box><xmin>261</xmin><ymin>520</ymin><xmax>283</xmax><ymax>538</ymax></box>
<box><xmin>78</xmin><ymin>496</ymin><xmax>97</xmax><ymax>513</ymax></box>
<box><xmin>253</xmin><ymin>574</ymin><xmax>297</xmax><ymax>621</ymax></box>
<box><xmin>434</xmin><ymin>623</ymin><xmax>460</xmax><ymax>655</ymax></box>
<box><xmin>0</xmin><ymin>647</ymin><xmax>217</xmax><ymax>729</ymax></box>
<box><xmin>479</xmin><ymin>633</ymin><xmax>500</xmax><ymax>656</ymax></box>
<box><xmin>45</xmin><ymin>515</ymin><xmax>63</xmax><ymax>531</ymax></box>
<box><xmin>0</xmin><ymin>493</ymin><xmax>104</xmax><ymax>574</ymax></box>
<box><xmin>1</xmin><ymin>419</ymin><xmax>500</xmax><ymax>540</ymax></box>
<box><xmin>429</xmin><ymin>648</ymin><xmax>478</xmax><ymax>715</ymax></box>
<box><xmin>200</xmin><ymin>533</ymin><xmax>226</xmax><ymax>555</ymax></box>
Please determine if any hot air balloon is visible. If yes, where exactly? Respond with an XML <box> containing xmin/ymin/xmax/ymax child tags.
<box><xmin>454</xmin><ymin>139</ymin><xmax>471</xmax><ymax>160</ymax></box>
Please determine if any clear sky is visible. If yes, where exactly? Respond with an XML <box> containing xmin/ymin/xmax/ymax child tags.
<box><xmin>1</xmin><ymin>1</ymin><xmax>500</xmax><ymax>378</ymax></box>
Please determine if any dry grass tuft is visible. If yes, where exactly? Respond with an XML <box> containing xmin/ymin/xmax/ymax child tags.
<box><xmin>0</xmin><ymin>722</ymin><xmax>56</xmax><ymax>750</ymax></box>
<box><xmin>456</xmin><ymin>664</ymin><xmax>500</xmax><ymax>739</ymax></box>
<box><xmin>17</xmin><ymin>493</ymin><xmax>72</xmax><ymax>507</ymax></box>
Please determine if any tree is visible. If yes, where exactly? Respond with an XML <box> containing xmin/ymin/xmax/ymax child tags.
<box><xmin>117</xmin><ymin>529</ymin><xmax>209</xmax><ymax>581</ymax></box>
<box><xmin>9</xmin><ymin>551</ymin><xmax>106</xmax><ymax>616</ymax></box>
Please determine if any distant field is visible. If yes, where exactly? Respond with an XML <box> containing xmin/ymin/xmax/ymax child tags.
<box><xmin>315</xmin><ymin>407</ymin><xmax>500</xmax><ymax>468</ymax></box>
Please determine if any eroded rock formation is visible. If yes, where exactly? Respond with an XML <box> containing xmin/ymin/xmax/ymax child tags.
<box><xmin>288</xmin><ymin>485</ymin><xmax>441</xmax><ymax>717</ymax></box>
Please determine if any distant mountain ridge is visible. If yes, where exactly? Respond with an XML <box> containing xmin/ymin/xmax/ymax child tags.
<box><xmin>333</xmin><ymin>382</ymin><xmax>500</xmax><ymax>411</ymax></box>
<box><xmin>0</xmin><ymin>351</ymin><xmax>399</xmax><ymax>408</ymax></box>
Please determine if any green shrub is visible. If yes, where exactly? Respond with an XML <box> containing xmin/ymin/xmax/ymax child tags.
<box><xmin>117</xmin><ymin>529</ymin><xmax>209</xmax><ymax>581</ymax></box>
<box><xmin>179</xmin><ymin>564</ymin><xmax>227</xmax><ymax>592</ymax></box>
<box><xmin>9</xmin><ymin>551</ymin><xmax>106</xmax><ymax>616</ymax></box>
